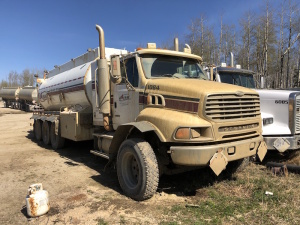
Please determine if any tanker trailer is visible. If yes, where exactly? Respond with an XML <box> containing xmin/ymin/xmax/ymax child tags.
<box><xmin>0</xmin><ymin>87</ymin><xmax>20</xmax><ymax>108</ymax></box>
<box><xmin>32</xmin><ymin>24</ymin><xmax>267</xmax><ymax>201</ymax></box>
<box><xmin>19</xmin><ymin>86</ymin><xmax>38</xmax><ymax>111</ymax></box>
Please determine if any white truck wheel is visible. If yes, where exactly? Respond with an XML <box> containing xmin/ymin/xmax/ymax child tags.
<box><xmin>117</xmin><ymin>138</ymin><xmax>159</xmax><ymax>201</ymax></box>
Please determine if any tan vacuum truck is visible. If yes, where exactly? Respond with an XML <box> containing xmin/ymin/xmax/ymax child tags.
<box><xmin>32</xmin><ymin>24</ymin><xmax>267</xmax><ymax>200</ymax></box>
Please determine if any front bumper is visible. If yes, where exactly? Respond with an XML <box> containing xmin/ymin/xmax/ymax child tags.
<box><xmin>170</xmin><ymin>136</ymin><xmax>264</xmax><ymax>166</ymax></box>
<box><xmin>264</xmin><ymin>134</ymin><xmax>300</xmax><ymax>152</ymax></box>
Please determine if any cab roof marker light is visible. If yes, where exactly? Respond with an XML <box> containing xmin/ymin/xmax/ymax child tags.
<box><xmin>147</xmin><ymin>43</ymin><xmax>156</xmax><ymax>49</ymax></box>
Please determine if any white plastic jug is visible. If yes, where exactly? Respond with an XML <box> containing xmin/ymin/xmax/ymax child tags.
<box><xmin>25</xmin><ymin>183</ymin><xmax>50</xmax><ymax>217</ymax></box>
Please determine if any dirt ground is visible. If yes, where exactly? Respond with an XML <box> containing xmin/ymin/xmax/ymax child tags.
<box><xmin>0</xmin><ymin>102</ymin><xmax>189</xmax><ymax>225</ymax></box>
<box><xmin>0</xmin><ymin>101</ymin><xmax>299</xmax><ymax>225</ymax></box>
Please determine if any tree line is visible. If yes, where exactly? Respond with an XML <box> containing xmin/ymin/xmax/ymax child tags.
<box><xmin>0</xmin><ymin>69</ymin><xmax>38</xmax><ymax>89</ymax></box>
<box><xmin>1</xmin><ymin>1</ymin><xmax>299</xmax><ymax>90</ymax></box>
<box><xmin>184</xmin><ymin>0</ymin><xmax>300</xmax><ymax>89</ymax></box>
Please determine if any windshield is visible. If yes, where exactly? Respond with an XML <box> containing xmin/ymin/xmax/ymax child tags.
<box><xmin>140</xmin><ymin>54</ymin><xmax>207</xmax><ymax>80</ymax></box>
<box><xmin>219</xmin><ymin>72</ymin><xmax>255</xmax><ymax>88</ymax></box>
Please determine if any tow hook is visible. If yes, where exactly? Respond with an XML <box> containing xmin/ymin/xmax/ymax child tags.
<box><xmin>257</xmin><ymin>141</ymin><xmax>267</xmax><ymax>162</ymax></box>
<box><xmin>209</xmin><ymin>149</ymin><xmax>228</xmax><ymax>176</ymax></box>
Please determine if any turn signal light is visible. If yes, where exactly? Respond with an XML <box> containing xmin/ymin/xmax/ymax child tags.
<box><xmin>175</xmin><ymin>128</ymin><xmax>190</xmax><ymax>139</ymax></box>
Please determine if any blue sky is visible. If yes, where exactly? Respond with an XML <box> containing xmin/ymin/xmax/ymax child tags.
<box><xmin>0</xmin><ymin>0</ymin><xmax>281</xmax><ymax>80</ymax></box>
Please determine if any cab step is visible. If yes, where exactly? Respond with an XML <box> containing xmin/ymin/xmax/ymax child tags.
<box><xmin>90</xmin><ymin>150</ymin><xmax>109</xmax><ymax>160</ymax></box>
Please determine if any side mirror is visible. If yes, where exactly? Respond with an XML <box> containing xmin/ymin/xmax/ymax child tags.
<box><xmin>111</xmin><ymin>55</ymin><xmax>122</xmax><ymax>84</ymax></box>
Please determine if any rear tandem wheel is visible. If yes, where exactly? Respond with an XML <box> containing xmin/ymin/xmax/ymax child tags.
<box><xmin>42</xmin><ymin>121</ymin><xmax>51</xmax><ymax>145</ymax></box>
<box><xmin>50</xmin><ymin>122</ymin><xmax>65</xmax><ymax>150</ymax></box>
<box><xmin>34</xmin><ymin>120</ymin><xmax>42</xmax><ymax>141</ymax></box>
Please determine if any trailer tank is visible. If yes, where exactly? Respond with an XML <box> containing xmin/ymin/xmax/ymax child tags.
<box><xmin>38</xmin><ymin>47</ymin><xmax>127</xmax><ymax>111</ymax></box>
<box><xmin>0</xmin><ymin>87</ymin><xmax>20</xmax><ymax>100</ymax></box>
<box><xmin>19</xmin><ymin>86</ymin><xmax>38</xmax><ymax>102</ymax></box>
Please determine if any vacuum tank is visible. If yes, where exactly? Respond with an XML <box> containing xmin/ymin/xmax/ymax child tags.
<box><xmin>38</xmin><ymin>47</ymin><xmax>127</xmax><ymax>111</ymax></box>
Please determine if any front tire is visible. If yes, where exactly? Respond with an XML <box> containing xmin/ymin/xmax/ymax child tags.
<box><xmin>117</xmin><ymin>138</ymin><xmax>159</xmax><ymax>201</ymax></box>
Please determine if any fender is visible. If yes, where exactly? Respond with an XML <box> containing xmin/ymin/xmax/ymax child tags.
<box><xmin>108</xmin><ymin>121</ymin><xmax>164</xmax><ymax>156</ymax></box>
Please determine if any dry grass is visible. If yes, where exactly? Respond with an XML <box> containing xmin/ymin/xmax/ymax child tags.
<box><xmin>160</xmin><ymin>161</ymin><xmax>300</xmax><ymax>225</ymax></box>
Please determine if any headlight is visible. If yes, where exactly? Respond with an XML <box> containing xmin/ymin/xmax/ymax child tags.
<box><xmin>174</xmin><ymin>127</ymin><xmax>212</xmax><ymax>141</ymax></box>
<box><xmin>263</xmin><ymin>117</ymin><xmax>273</xmax><ymax>125</ymax></box>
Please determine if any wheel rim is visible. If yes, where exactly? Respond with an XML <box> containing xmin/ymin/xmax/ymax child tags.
<box><xmin>122</xmin><ymin>151</ymin><xmax>140</xmax><ymax>189</ymax></box>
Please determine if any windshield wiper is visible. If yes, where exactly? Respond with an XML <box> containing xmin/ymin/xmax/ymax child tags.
<box><xmin>160</xmin><ymin>74</ymin><xmax>173</xmax><ymax>77</ymax></box>
<box><xmin>155</xmin><ymin>74</ymin><xmax>180</xmax><ymax>79</ymax></box>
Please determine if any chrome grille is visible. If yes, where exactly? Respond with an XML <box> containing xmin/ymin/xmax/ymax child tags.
<box><xmin>295</xmin><ymin>96</ymin><xmax>300</xmax><ymax>133</ymax></box>
<box><xmin>205</xmin><ymin>93</ymin><xmax>260</xmax><ymax>121</ymax></box>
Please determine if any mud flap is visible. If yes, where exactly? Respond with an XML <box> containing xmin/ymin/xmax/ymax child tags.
<box><xmin>257</xmin><ymin>141</ymin><xmax>267</xmax><ymax>162</ymax></box>
<box><xmin>273</xmin><ymin>138</ymin><xmax>290</xmax><ymax>153</ymax></box>
<box><xmin>209</xmin><ymin>150</ymin><xmax>228</xmax><ymax>176</ymax></box>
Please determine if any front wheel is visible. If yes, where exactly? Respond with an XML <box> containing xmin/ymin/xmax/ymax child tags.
<box><xmin>117</xmin><ymin>138</ymin><xmax>159</xmax><ymax>201</ymax></box>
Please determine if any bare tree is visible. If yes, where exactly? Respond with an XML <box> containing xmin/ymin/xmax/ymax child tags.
<box><xmin>240</xmin><ymin>11</ymin><xmax>255</xmax><ymax>70</ymax></box>
<box><xmin>0</xmin><ymin>80</ymin><xmax>8</xmax><ymax>88</ymax></box>
<box><xmin>218</xmin><ymin>14</ymin><xmax>223</xmax><ymax>64</ymax></box>
<box><xmin>8</xmin><ymin>71</ymin><xmax>19</xmax><ymax>87</ymax></box>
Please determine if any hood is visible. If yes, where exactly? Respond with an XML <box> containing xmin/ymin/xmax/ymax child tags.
<box><xmin>145</xmin><ymin>79</ymin><xmax>258</xmax><ymax>98</ymax></box>
<box><xmin>255</xmin><ymin>89</ymin><xmax>298</xmax><ymax>101</ymax></box>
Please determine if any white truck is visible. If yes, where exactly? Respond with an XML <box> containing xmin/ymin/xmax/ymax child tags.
<box><xmin>32</xmin><ymin>25</ymin><xmax>267</xmax><ymax>200</ymax></box>
<box><xmin>207</xmin><ymin>60</ymin><xmax>300</xmax><ymax>153</ymax></box>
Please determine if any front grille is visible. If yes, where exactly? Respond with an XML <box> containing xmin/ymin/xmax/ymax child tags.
<box><xmin>205</xmin><ymin>93</ymin><xmax>260</xmax><ymax>121</ymax></box>
<box><xmin>295</xmin><ymin>96</ymin><xmax>300</xmax><ymax>133</ymax></box>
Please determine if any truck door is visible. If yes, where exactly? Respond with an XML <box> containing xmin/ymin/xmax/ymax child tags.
<box><xmin>112</xmin><ymin>56</ymin><xmax>140</xmax><ymax>129</ymax></box>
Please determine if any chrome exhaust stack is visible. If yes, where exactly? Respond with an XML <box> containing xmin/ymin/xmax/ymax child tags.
<box><xmin>174</xmin><ymin>37</ymin><xmax>179</xmax><ymax>51</ymax></box>
<box><xmin>230</xmin><ymin>52</ymin><xmax>234</xmax><ymax>67</ymax></box>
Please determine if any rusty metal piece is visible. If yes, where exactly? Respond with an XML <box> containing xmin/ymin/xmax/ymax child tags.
<box><xmin>271</xmin><ymin>166</ymin><xmax>282</xmax><ymax>175</ymax></box>
<box><xmin>266</xmin><ymin>162</ymin><xmax>300</xmax><ymax>174</ymax></box>
<box><xmin>29</xmin><ymin>197</ymin><xmax>37</xmax><ymax>217</ymax></box>
<box><xmin>271</xmin><ymin>165</ymin><xmax>288</xmax><ymax>176</ymax></box>
<box><xmin>271</xmin><ymin>165</ymin><xmax>289</xmax><ymax>177</ymax></box>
